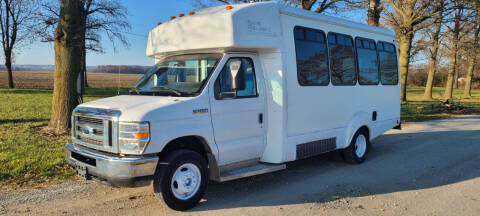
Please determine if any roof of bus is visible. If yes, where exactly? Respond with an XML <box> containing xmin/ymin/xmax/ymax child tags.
<box><xmin>146</xmin><ymin>2</ymin><xmax>395</xmax><ymax>58</ymax></box>
<box><xmin>277</xmin><ymin>4</ymin><xmax>395</xmax><ymax>37</ymax></box>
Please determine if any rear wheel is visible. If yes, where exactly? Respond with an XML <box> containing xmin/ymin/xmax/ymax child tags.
<box><xmin>342</xmin><ymin>128</ymin><xmax>370</xmax><ymax>164</ymax></box>
<box><xmin>153</xmin><ymin>150</ymin><xmax>208</xmax><ymax>211</ymax></box>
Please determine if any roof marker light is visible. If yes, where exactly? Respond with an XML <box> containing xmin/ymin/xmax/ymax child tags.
<box><xmin>170</xmin><ymin>16</ymin><xmax>176</xmax><ymax>20</ymax></box>
<box><xmin>179</xmin><ymin>13</ymin><xmax>184</xmax><ymax>17</ymax></box>
<box><xmin>157</xmin><ymin>22</ymin><xmax>162</xmax><ymax>26</ymax></box>
<box><xmin>189</xmin><ymin>11</ymin><xmax>195</xmax><ymax>15</ymax></box>
<box><xmin>226</xmin><ymin>5</ymin><xmax>233</xmax><ymax>10</ymax></box>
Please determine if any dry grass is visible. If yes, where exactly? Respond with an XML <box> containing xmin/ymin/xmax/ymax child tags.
<box><xmin>0</xmin><ymin>71</ymin><xmax>142</xmax><ymax>89</ymax></box>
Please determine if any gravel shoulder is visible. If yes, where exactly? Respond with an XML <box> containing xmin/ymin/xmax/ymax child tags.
<box><xmin>1</xmin><ymin>116</ymin><xmax>479</xmax><ymax>216</ymax></box>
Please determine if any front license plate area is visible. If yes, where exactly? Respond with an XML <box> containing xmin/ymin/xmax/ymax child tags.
<box><xmin>73</xmin><ymin>161</ymin><xmax>89</xmax><ymax>180</ymax></box>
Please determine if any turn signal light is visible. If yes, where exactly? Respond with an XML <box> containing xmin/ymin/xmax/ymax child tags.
<box><xmin>226</xmin><ymin>5</ymin><xmax>233</xmax><ymax>10</ymax></box>
<box><xmin>170</xmin><ymin>16</ymin><xmax>176</xmax><ymax>20</ymax></box>
<box><xmin>136</xmin><ymin>132</ymin><xmax>149</xmax><ymax>139</ymax></box>
<box><xmin>189</xmin><ymin>11</ymin><xmax>195</xmax><ymax>15</ymax></box>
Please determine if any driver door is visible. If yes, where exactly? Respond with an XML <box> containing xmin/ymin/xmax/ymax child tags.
<box><xmin>209</xmin><ymin>54</ymin><xmax>266</xmax><ymax>165</ymax></box>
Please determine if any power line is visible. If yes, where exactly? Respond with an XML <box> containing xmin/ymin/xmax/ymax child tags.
<box><xmin>119</xmin><ymin>31</ymin><xmax>148</xmax><ymax>38</ymax></box>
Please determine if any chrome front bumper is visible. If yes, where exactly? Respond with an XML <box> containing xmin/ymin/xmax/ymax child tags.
<box><xmin>65</xmin><ymin>143</ymin><xmax>159</xmax><ymax>187</ymax></box>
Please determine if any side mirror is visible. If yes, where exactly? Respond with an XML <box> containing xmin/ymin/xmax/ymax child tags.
<box><xmin>228</xmin><ymin>60</ymin><xmax>246</xmax><ymax>91</ymax></box>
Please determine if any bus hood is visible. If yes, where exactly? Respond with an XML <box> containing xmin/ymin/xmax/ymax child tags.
<box><xmin>78</xmin><ymin>95</ymin><xmax>194</xmax><ymax>121</ymax></box>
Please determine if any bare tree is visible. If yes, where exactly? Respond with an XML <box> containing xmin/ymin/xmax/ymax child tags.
<box><xmin>0</xmin><ymin>0</ymin><xmax>38</xmax><ymax>88</ymax></box>
<box><xmin>47</xmin><ymin>0</ymin><xmax>85</xmax><ymax>134</ymax></box>
<box><xmin>383</xmin><ymin>0</ymin><xmax>441</xmax><ymax>102</ymax></box>
<box><xmin>38</xmin><ymin>0</ymin><xmax>130</xmax><ymax>87</ymax></box>
<box><xmin>298</xmin><ymin>0</ymin><xmax>345</xmax><ymax>13</ymax></box>
<box><xmin>366</xmin><ymin>0</ymin><xmax>382</xmax><ymax>26</ymax></box>
<box><xmin>444</xmin><ymin>2</ymin><xmax>468</xmax><ymax>100</ymax></box>
<box><xmin>463</xmin><ymin>1</ymin><xmax>480</xmax><ymax>98</ymax></box>
<box><xmin>453</xmin><ymin>52</ymin><xmax>459</xmax><ymax>89</ymax></box>
<box><xmin>423</xmin><ymin>0</ymin><xmax>447</xmax><ymax>100</ymax></box>
<box><xmin>346</xmin><ymin>0</ymin><xmax>383</xmax><ymax>26</ymax></box>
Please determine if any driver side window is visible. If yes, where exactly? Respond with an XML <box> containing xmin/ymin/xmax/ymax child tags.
<box><xmin>214</xmin><ymin>57</ymin><xmax>258</xmax><ymax>100</ymax></box>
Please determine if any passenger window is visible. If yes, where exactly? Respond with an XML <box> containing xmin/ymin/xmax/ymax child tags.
<box><xmin>378</xmin><ymin>42</ymin><xmax>399</xmax><ymax>85</ymax></box>
<box><xmin>294</xmin><ymin>26</ymin><xmax>329</xmax><ymax>86</ymax></box>
<box><xmin>328</xmin><ymin>33</ymin><xmax>357</xmax><ymax>85</ymax></box>
<box><xmin>214</xmin><ymin>57</ymin><xmax>257</xmax><ymax>99</ymax></box>
<box><xmin>355</xmin><ymin>38</ymin><xmax>379</xmax><ymax>85</ymax></box>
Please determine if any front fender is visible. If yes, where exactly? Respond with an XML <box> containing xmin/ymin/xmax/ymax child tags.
<box><xmin>143</xmin><ymin>115</ymin><xmax>218</xmax><ymax>160</ymax></box>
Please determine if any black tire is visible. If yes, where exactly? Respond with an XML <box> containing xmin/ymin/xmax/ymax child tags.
<box><xmin>342</xmin><ymin>128</ymin><xmax>370</xmax><ymax>164</ymax></box>
<box><xmin>153</xmin><ymin>150</ymin><xmax>208</xmax><ymax>211</ymax></box>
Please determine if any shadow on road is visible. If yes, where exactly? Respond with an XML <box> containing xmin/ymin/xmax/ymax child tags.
<box><xmin>190</xmin><ymin>128</ymin><xmax>480</xmax><ymax>212</ymax></box>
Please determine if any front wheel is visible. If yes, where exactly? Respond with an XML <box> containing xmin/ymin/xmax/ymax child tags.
<box><xmin>153</xmin><ymin>150</ymin><xmax>208</xmax><ymax>211</ymax></box>
<box><xmin>342</xmin><ymin>128</ymin><xmax>370</xmax><ymax>164</ymax></box>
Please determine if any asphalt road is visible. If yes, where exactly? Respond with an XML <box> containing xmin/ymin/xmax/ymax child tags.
<box><xmin>1</xmin><ymin>116</ymin><xmax>479</xmax><ymax>216</ymax></box>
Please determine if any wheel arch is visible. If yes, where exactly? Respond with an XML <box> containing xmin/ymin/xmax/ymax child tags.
<box><xmin>158</xmin><ymin>135</ymin><xmax>220</xmax><ymax>181</ymax></box>
<box><xmin>342</xmin><ymin>112</ymin><xmax>372</xmax><ymax>149</ymax></box>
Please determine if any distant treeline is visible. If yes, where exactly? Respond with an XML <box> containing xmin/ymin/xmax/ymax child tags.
<box><xmin>1</xmin><ymin>65</ymin><xmax>151</xmax><ymax>74</ymax></box>
<box><xmin>0</xmin><ymin>65</ymin><xmax>57</xmax><ymax>71</ymax></box>
<box><xmin>93</xmin><ymin>65</ymin><xmax>152</xmax><ymax>74</ymax></box>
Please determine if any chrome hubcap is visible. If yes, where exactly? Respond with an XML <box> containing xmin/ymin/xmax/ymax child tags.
<box><xmin>355</xmin><ymin>134</ymin><xmax>367</xmax><ymax>158</ymax></box>
<box><xmin>171</xmin><ymin>163</ymin><xmax>201</xmax><ymax>200</ymax></box>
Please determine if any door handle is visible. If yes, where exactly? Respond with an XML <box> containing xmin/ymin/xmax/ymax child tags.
<box><xmin>259</xmin><ymin>113</ymin><xmax>263</xmax><ymax>124</ymax></box>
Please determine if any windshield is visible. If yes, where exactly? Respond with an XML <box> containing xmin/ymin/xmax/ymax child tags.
<box><xmin>133</xmin><ymin>54</ymin><xmax>222</xmax><ymax>96</ymax></box>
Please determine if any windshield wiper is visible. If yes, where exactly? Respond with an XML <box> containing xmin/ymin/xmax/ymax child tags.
<box><xmin>129</xmin><ymin>88</ymin><xmax>140</xmax><ymax>95</ymax></box>
<box><xmin>151</xmin><ymin>86</ymin><xmax>182</xmax><ymax>96</ymax></box>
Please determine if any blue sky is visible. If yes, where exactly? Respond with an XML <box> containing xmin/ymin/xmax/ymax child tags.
<box><xmin>16</xmin><ymin>0</ymin><xmax>367</xmax><ymax>66</ymax></box>
<box><xmin>17</xmin><ymin>0</ymin><xmax>201</xmax><ymax>66</ymax></box>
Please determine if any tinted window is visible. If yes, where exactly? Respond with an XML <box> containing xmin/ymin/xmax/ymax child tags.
<box><xmin>356</xmin><ymin>38</ymin><xmax>379</xmax><ymax>85</ymax></box>
<box><xmin>328</xmin><ymin>33</ymin><xmax>356</xmax><ymax>85</ymax></box>
<box><xmin>294</xmin><ymin>27</ymin><xmax>329</xmax><ymax>86</ymax></box>
<box><xmin>214</xmin><ymin>57</ymin><xmax>257</xmax><ymax>99</ymax></box>
<box><xmin>378</xmin><ymin>42</ymin><xmax>399</xmax><ymax>85</ymax></box>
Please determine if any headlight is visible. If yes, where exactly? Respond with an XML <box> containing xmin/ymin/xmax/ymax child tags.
<box><xmin>118</xmin><ymin>122</ymin><xmax>150</xmax><ymax>154</ymax></box>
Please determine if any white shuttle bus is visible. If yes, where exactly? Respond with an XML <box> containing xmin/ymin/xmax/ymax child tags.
<box><xmin>66</xmin><ymin>2</ymin><xmax>400</xmax><ymax>210</ymax></box>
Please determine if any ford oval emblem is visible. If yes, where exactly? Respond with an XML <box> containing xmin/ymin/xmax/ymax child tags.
<box><xmin>83</xmin><ymin>126</ymin><xmax>93</xmax><ymax>135</ymax></box>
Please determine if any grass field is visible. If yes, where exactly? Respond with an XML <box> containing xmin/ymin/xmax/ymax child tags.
<box><xmin>401</xmin><ymin>87</ymin><xmax>480</xmax><ymax>121</ymax></box>
<box><xmin>0</xmin><ymin>71</ymin><xmax>142</xmax><ymax>88</ymax></box>
<box><xmin>0</xmin><ymin>88</ymin><xmax>130</xmax><ymax>188</ymax></box>
<box><xmin>0</xmin><ymin>86</ymin><xmax>479</xmax><ymax>187</ymax></box>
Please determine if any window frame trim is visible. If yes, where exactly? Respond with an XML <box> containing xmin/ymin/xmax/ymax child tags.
<box><xmin>355</xmin><ymin>36</ymin><xmax>380</xmax><ymax>86</ymax></box>
<box><xmin>293</xmin><ymin>25</ymin><xmax>330</xmax><ymax>87</ymax></box>
<box><xmin>214</xmin><ymin>57</ymin><xmax>259</xmax><ymax>100</ymax></box>
<box><xmin>327</xmin><ymin>32</ymin><xmax>358</xmax><ymax>86</ymax></box>
<box><xmin>377</xmin><ymin>40</ymin><xmax>399</xmax><ymax>86</ymax></box>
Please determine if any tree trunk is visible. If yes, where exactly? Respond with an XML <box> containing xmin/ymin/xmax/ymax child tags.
<box><xmin>463</xmin><ymin>57</ymin><xmax>476</xmax><ymax>98</ymax></box>
<box><xmin>367</xmin><ymin>0</ymin><xmax>381</xmax><ymax>27</ymax></box>
<box><xmin>423</xmin><ymin>55</ymin><xmax>437</xmax><ymax>100</ymax></box>
<box><xmin>4</xmin><ymin>49</ymin><xmax>14</xmax><ymax>88</ymax></box>
<box><xmin>444</xmin><ymin>38</ymin><xmax>458</xmax><ymax>100</ymax></box>
<box><xmin>399</xmin><ymin>32</ymin><xmax>414</xmax><ymax>102</ymax></box>
<box><xmin>464</xmin><ymin>5</ymin><xmax>480</xmax><ymax>98</ymax></box>
<box><xmin>48</xmin><ymin>0</ymin><xmax>86</xmax><ymax>134</ymax></box>
<box><xmin>453</xmin><ymin>62</ymin><xmax>459</xmax><ymax>89</ymax></box>
<box><xmin>423</xmin><ymin>10</ymin><xmax>443</xmax><ymax>100</ymax></box>
<box><xmin>444</xmin><ymin>7</ymin><xmax>463</xmax><ymax>100</ymax></box>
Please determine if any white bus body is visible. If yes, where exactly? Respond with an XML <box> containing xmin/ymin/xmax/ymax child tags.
<box><xmin>66</xmin><ymin>2</ymin><xmax>400</xmax><ymax>210</ymax></box>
